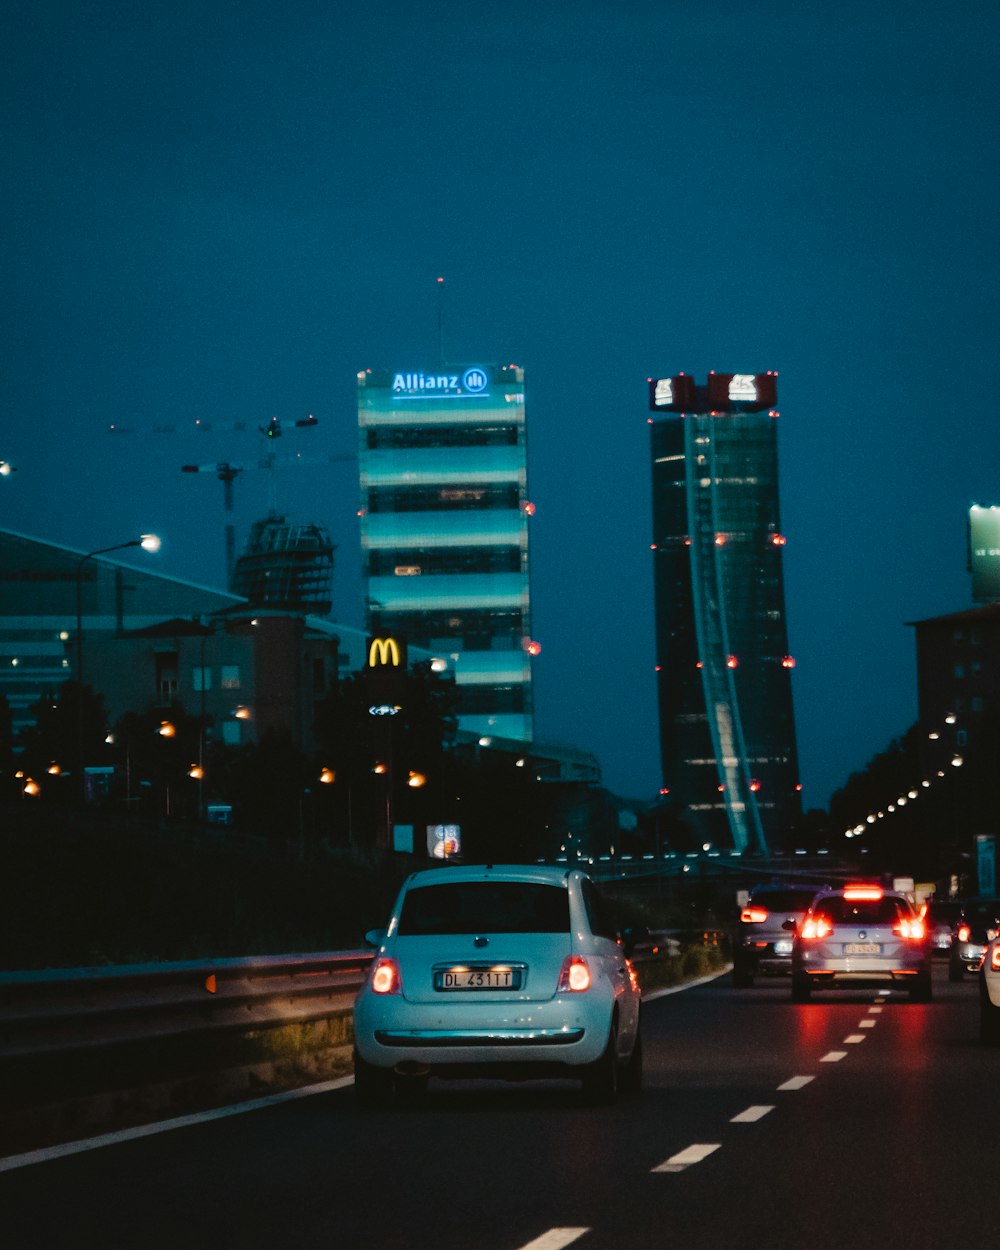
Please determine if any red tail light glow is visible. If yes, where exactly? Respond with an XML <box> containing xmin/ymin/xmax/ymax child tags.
<box><xmin>370</xmin><ymin>957</ymin><xmax>402</xmax><ymax>995</ymax></box>
<box><xmin>991</xmin><ymin>946</ymin><xmax>1000</xmax><ymax>971</ymax></box>
<box><xmin>741</xmin><ymin>907</ymin><xmax>769</xmax><ymax>923</ymax></box>
<box><xmin>958</xmin><ymin>924</ymin><xmax>971</xmax><ymax>943</ymax></box>
<box><xmin>894</xmin><ymin>917</ymin><xmax>926</xmax><ymax>941</ymax></box>
<box><xmin>843</xmin><ymin>886</ymin><xmax>883</xmax><ymax>901</ymax></box>
<box><xmin>800</xmin><ymin>915</ymin><xmax>833</xmax><ymax>940</ymax></box>
<box><xmin>557</xmin><ymin>955</ymin><xmax>592</xmax><ymax>993</ymax></box>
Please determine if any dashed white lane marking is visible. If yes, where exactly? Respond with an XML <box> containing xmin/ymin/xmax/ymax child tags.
<box><xmin>653</xmin><ymin>1143</ymin><xmax>722</xmax><ymax>1173</ymax></box>
<box><xmin>777</xmin><ymin>1075</ymin><xmax>815</xmax><ymax>1091</ymax></box>
<box><xmin>820</xmin><ymin>1050</ymin><xmax>848</xmax><ymax>1062</ymax></box>
<box><xmin>843</xmin><ymin>1034</ymin><xmax>866</xmax><ymax>1044</ymax></box>
<box><xmin>731</xmin><ymin>1105</ymin><xmax>774</xmax><ymax>1123</ymax></box>
<box><xmin>859</xmin><ymin>1019</ymin><xmax>876</xmax><ymax>1028</ymax></box>
<box><xmin>869</xmin><ymin>1006</ymin><xmax>884</xmax><ymax>1014</ymax></box>
<box><xmin>517</xmin><ymin>1230</ymin><xmax>590</xmax><ymax>1250</ymax></box>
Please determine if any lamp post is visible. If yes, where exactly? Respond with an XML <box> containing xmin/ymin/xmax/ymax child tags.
<box><xmin>74</xmin><ymin>534</ymin><xmax>161</xmax><ymax>800</ymax></box>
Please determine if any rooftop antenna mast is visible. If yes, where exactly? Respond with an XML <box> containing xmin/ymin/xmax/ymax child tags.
<box><xmin>437</xmin><ymin>275</ymin><xmax>446</xmax><ymax>365</ymax></box>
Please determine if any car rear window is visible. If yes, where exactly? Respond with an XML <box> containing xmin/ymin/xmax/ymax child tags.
<box><xmin>397</xmin><ymin>881</ymin><xmax>571</xmax><ymax>936</ymax></box>
<box><xmin>752</xmin><ymin>889</ymin><xmax>817</xmax><ymax>913</ymax></box>
<box><xmin>816</xmin><ymin>897</ymin><xmax>908</xmax><ymax>925</ymax></box>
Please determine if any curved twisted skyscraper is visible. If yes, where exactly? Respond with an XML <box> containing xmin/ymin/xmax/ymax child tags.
<box><xmin>649</xmin><ymin>372</ymin><xmax>800</xmax><ymax>854</ymax></box>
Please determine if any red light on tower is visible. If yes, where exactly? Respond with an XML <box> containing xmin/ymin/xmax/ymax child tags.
<box><xmin>770</xmin><ymin>533</ymin><xmax>786</xmax><ymax>546</ymax></box>
<box><xmin>781</xmin><ymin>656</ymin><xmax>796</xmax><ymax>669</ymax></box>
<box><xmin>726</xmin><ymin>655</ymin><xmax>739</xmax><ymax>669</ymax></box>
<box><xmin>714</xmin><ymin>533</ymin><xmax>726</xmax><ymax>546</ymax></box>
<box><xmin>749</xmin><ymin>779</ymin><xmax>761</xmax><ymax>793</ymax></box>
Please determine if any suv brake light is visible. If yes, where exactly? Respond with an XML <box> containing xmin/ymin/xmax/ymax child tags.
<box><xmin>843</xmin><ymin>885</ymin><xmax>883</xmax><ymax>901</ymax></box>
<box><xmin>370</xmin><ymin>957</ymin><xmax>403</xmax><ymax>995</ymax></box>
<box><xmin>894</xmin><ymin>917</ymin><xmax>926</xmax><ymax>941</ymax></box>
<box><xmin>800</xmin><ymin>915</ymin><xmax>832</xmax><ymax>940</ymax></box>
<box><xmin>557</xmin><ymin>955</ymin><xmax>592</xmax><ymax>992</ymax></box>
<box><xmin>958</xmin><ymin>924</ymin><xmax>971</xmax><ymax>943</ymax></box>
<box><xmin>991</xmin><ymin>946</ymin><xmax>1000</xmax><ymax>971</ymax></box>
<box><xmin>741</xmin><ymin>906</ymin><xmax>769</xmax><ymax>923</ymax></box>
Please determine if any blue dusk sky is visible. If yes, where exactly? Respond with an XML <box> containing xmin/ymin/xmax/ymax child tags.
<box><xmin>2</xmin><ymin>1</ymin><xmax>998</xmax><ymax>808</ymax></box>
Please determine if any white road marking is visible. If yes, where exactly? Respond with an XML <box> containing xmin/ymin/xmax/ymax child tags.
<box><xmin>517</xmin><ymin>1230</ymin><xmax>590</xmax><ymax>1250</ymax></box>
<box><xmin>0</xmin><ymin>1076</ymin><xmax>355</xmax><ymax>1173</ymax></box>
<box><xmin>859</xmin><ymin>1019</ymin><xmax>876</xmax><ymax>1028</ymax></box>
<box><xmin>643</xmin><ymin>966</ymin><xmax>733</xmax><ymax>1001</ymax></box>
<box><xmin>730</xmin><ymin>1105</ymin><xmax>774</xmax><ymax>1123</ymax></box>
<box><xmin>869</xmin><ymin>1006</ymin><xmax>883</xmax><ymax>1014</ymax></box>
<box><xmin>820</xmin><ymin>1050</ymin><xmax>847</xmax><ymax>1062</ymax></box>
<box><xmin>653</xmin><ymin>1143</ymin><xmax>722</xmax><ymax>1173</ymax></box>
<box><xmin>777</xmin><ymin>1075</ymin><xmax>814</xmax><ymax>1091</ymax></box>
<box><xmin>843</xmin><ymin>1034</ymin><xmax>866</xmax><ymax>1044</ymax></box>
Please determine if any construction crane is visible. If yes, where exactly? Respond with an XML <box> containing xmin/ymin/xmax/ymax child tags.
<box><xmin>110</xmin><ymin>414</ymin><xmax>353</xmax><ymax>587</ymax></box>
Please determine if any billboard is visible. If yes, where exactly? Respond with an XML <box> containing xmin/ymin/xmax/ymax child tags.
<box><xmin>970</xmin><ymin>506</ymin><xmax>1000</xmax><ymax>603</ymax></box>
<box><xmin>705</xmin><ymin>372</ymin><xmax>777</xmax><ymax>412</ymax></box>
<box><xmin>648</xmin><ymin>374</ymin><xmax>698</xmax><ymax>412</ymax></box>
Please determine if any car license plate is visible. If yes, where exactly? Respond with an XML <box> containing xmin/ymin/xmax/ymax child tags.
<box><xmin>774</xmin><ymin>940</ymin><xmax>793</xmax><ymax>956</ymax></box>
<box><xmin>844</xmin><ymin>943</ymin><xmax>881</xmax><ymax>955</ymax></box>
<box><xmin>435</xmin><ymin>967</ymin><xmax>521</xmax><ymax>991</ymax></box>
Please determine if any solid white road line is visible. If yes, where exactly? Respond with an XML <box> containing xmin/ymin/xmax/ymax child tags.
<box><xmin>777</xmin><ymin>1075</ymin><xmax>814</xmax><ymax>1091</ymax></box>
<box><xmin>642</xmin><ymin>966</ymin><xmax>733</xmax><ymax>1002</ymax></box>
<box><xmin>730</xmin><ymin>1105</ymin><xmax>774</xmax><ymax>1123</ymax></box>
<box><xmin>820</xmin><ymin>1051</ymin><xmax>847</xmax><ymax>1062</ymax></box>
<box><xmin>653</xmin><ymin>1143</ymin><xmax>722</xmax><ymax>1173</ymax></box>
<box><xmin>0</xmin><ymin>1076</ymin><xmax>355</xmax><ymax>1173</ymax></box>
<box><xmin>517</xmin><ymin>1230</ymin><xmax>590</xmax><ymax>1250</ymax></box>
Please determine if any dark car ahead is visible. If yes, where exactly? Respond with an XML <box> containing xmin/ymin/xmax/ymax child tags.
<box><xmin>924</xmin><ymin>899</ymin><xmax>965</xmax><ymax>957</ymax></box>
<box><xmin>949</xmin><ymin>899</ymin><xmax>1000</xmax><ymax>981</ymax></box>
<box><xmin>732</xmin><ymin>883</ymin><xmax>819</xmax><ymax>987</ymax></box>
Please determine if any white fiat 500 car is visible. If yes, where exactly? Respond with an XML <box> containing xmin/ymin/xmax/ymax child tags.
<box><xmin>353</xmin><ymin>864</ymin><xmax>643</xmax><ymax>1104</ymax></box>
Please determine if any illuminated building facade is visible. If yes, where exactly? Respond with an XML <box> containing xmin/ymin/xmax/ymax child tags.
<box><xmin>357</xmin><ymin>364</ymin><xmax>534</xmax><ymax>741</ymax></box>
<box><xmin>648</xmin><ymin>372</ymin><xmax>800</xmax><ymax>853</ymax></box>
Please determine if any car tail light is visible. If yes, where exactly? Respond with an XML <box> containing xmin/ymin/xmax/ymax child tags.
<box><xmin>557</xmin><ymin>955</ymin><xmax>592</xmax><ymax>992</ymax></box>
<box><xmin>991</xmin><ymin>947</ymin><xmax>1000</xmax><ymax>971</ymax></box>
<box><xmin>370</xmin><ymin>957</ymin><xmax>402</xmax><ymax>995</ymax></box>
<box><xmin>958</xmin><ymin>924</ymin><xmax>971</xmax><ymax>943</ymax></box>
<box><xmin>800</xmin><ymin>915</ymin><xmax>832</xmax><ymax>940</ymax></box>
<box><xmin>740</xmin><ymin>906</ymin><xmax>769</xmax><ymax>923</ymax></box>
<box><xmin>894</xmin><ymin>917</ymin><xmax>926</xmax><ymax>941</ymax></box>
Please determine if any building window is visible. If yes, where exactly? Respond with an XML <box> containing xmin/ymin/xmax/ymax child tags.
<box><xmin>192</xmin><ymin>667</ymin><xmax>212</xmax><ymax>692</ymax></box>
<box><xmin>221</xmin><ymin>665</ymin><xmax>241</xmax><ymax>690</ymax></box>
<box><xmin>222</xmin><ymin>721</ymin><xmax>241</xmax><ymax>746</ymax></box>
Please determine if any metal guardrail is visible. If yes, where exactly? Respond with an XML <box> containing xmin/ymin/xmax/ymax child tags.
<box><xmin>0</xmin><ymin>951</ymin><xmax>374</xmax><ymax>1063</ymax></box>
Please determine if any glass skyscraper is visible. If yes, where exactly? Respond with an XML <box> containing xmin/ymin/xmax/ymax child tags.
<box><xmin>357</xmin><ymin>364</ymin><xmax>534</xmax><ymax>741</ymax></box>
<box><xmin>648</xmin><ymin>372</ymin><xmax>800</xmax><ymax>853</ymax></box>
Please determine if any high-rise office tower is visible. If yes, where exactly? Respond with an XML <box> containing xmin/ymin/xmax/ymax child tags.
<box><xmin>358</xmin><ymin>364</ymin><xmax>534</xmax><ymax>741</ymax></box>
<box><xmin>648</xmin><ymin>372</ymin><xmax>800</xmax><ymax>853</ymax></box>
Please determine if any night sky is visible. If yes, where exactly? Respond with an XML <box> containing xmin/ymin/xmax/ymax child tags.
<box><xmin>2</xmin><ymin>2</ymin><xmax>998</xmax><ymax>810</ymax></box>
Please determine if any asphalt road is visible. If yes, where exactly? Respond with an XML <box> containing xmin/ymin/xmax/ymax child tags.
<box><xmin>3</xmin><ymin>962</ymin><xmax>996</xmax><ymax>1250</ymax></box>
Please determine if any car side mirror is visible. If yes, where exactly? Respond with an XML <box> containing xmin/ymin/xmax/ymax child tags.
<box><xmin>364</xmin><ymin>928</ymin><xmax>386</xmax><ymax>948</ymax></box>
<box><xmin>782</xmin><ymin>918</ymin><xmax>797</xmax><ymax>933</ymax></box>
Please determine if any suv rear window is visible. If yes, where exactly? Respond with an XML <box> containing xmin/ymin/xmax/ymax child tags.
<box><xmin>398</xmin><ymin>881</ymin><xmax>570</xmax><ymax>936</ymax></box>
<box><xmin>816</xmin><ymin>897</ymin><xmax>908</xmax><ymax>925</ymax></box>
<box><xmin>751</xmin><ymin>889</ymin><xmax>817</xmax><ymax>913</ymax></box>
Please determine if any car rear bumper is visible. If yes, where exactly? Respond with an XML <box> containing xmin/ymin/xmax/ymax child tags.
<box><xmin>354</xmin><ymin>992</ymin><xmax>609</xmax><ymax>1069</ymax></box>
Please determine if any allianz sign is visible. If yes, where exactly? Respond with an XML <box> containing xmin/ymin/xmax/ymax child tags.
<box><xmin>392</xmin><ymin>367</ymin><xmax>489</xmax><ymax>395</ymax></box>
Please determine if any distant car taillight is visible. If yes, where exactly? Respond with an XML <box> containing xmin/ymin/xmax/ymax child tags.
<box><xmin>370</xmin><ymin>957</ymin><xmax>402</xmax><ymax>995</ymax></box>
<box><xmin>894</xmin><ymin>917</ymin><xmax>926</xmax><ymax>941</ymax></box>
<box><xmin>557</xmin><ymin>955</ymin><xmax>592</xmax><ymax>992</ymax></box>
<box><xmin>740</xmin><ymin>907</ymin><xmax>769</xmax><ymax>923</ymax></box>
<box><xmin>991</xmin><ymin>946</ymin><xmax>1000</xmax><ymax>972</ymax></box>
<box><xmin>958</xmin><ymin>924</ymin><xmax>972</xmax><ymax>943</ymax></box>
<box><xmin>800</xmin><ymin>915</ymin><xmax>832</xmax><ymax>940</ymax></box>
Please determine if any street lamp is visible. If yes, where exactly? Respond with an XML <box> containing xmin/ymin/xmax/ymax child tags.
<box><xmin>74</xmin><ymin>534</ymin><xmax>161</xmax><ymax>800</ymax></box>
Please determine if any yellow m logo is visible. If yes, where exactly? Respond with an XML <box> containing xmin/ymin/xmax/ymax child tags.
<box><xmin>368</xmin><ymin>637</ymin><xmax>402</xmax><ymax>668</ymax></box>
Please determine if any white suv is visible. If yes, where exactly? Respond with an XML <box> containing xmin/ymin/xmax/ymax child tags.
<box><xmin>353</xmin><ymin>864</ymin><xmax>643</xmax><ymax>1104</ymax></box>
